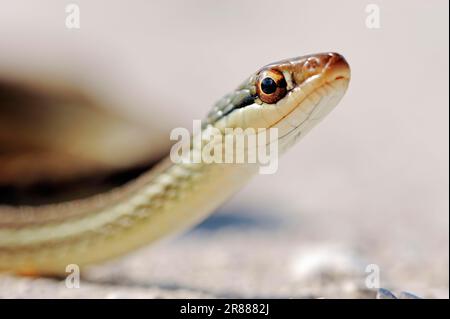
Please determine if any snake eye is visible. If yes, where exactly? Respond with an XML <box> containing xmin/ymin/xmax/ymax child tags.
<box><xmin>256</xmin><ymin>69</ymin><xmax>287</xmax><ymax>104</ymax></box>
<box><xmin>261</xmin><ymin>77</ymin><xmax>277</xmax><ymax>94</ymax></box>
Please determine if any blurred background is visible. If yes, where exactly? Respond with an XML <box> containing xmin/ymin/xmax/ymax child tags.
<box><xmin>0</xmin><ymin>0</ymin><xmax>448</xmax><ymax>298</ymax></box>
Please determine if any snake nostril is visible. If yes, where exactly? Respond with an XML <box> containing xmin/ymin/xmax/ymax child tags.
<box><xmin>304</xmin><ymin>58</ymin><xmax>320</xmax><ymax>71</ymax></box>
<box><xmin>302</xmin><ymin>57</ymin><xmax>322</xmax><ymax>78</ymax></box>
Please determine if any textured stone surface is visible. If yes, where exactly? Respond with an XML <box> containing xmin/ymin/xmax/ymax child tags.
<box><xmin>0</xmin><ymin>205</ymin><xmax>447</xmax><ymax>298</ymax></box>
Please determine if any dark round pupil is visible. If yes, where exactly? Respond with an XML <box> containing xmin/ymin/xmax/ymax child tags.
<box><xmin>261</xmin><ymin>77</ymin><xmax>277</xmax><ymax>94</ymax></box>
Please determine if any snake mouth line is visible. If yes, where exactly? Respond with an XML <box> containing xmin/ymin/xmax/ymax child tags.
<box><xmin>268</xmin><ymin>56</ymin><xmax>350</xmax><ymax>131</ymax></box>
<box><xmin>275</xmin><ymin>76</ymin><xmax>349</xmax><ymax>142</ymax></box>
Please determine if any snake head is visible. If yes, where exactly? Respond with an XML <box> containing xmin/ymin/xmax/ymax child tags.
<box><xmin>205</xmin><ymin>52</ymin><xmax>350</xmax><ymax>150</ymax></box>
<box><xmin>260</xmin><ymin>52</ymin><xmax>350</xmax><ymax>94</ymax></box>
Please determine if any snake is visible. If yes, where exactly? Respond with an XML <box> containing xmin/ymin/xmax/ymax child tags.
<box><xmin>0</xmin><ymin>52</ymin><xmax>350</xmax><ymax>275</ymax></box>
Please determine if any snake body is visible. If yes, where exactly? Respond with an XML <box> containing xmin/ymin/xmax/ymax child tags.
<box><xmin>0</xmin><ymin>53</ymin><xmax>350</xmax><ymax>274</ymax></box>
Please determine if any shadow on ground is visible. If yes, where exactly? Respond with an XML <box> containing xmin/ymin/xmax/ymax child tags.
<box><xmin>188</xmin><ymin>205</ymin><xmax>285</xmax><ymax>234</ymax></box>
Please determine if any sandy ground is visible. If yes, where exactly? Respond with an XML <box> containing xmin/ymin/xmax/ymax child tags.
<box><xmin>0</xmin><ymin>0</ymin><xmax>448</xmax><ymax>298</ymax></box>
<box><xmin>0</xmin><ymin>201</ymin><xmax>448</xmax><ymax>298</ymax></box>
